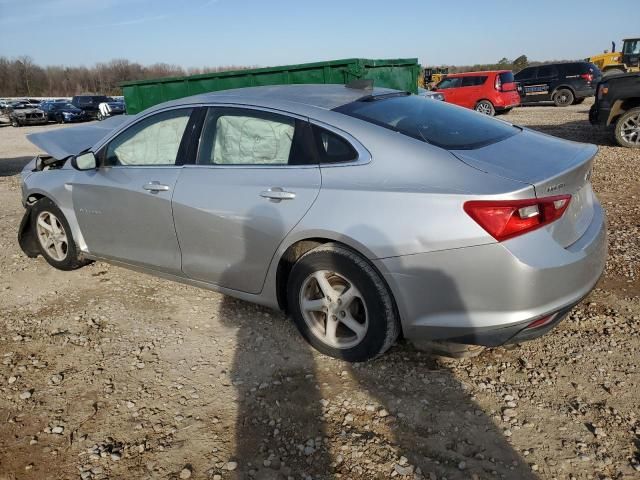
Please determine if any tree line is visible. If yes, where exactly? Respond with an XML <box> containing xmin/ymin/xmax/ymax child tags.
<box><xmin>0</xmin><ymin>56</ymin><xmax>254</xmax><ymax>97</ymax></box>
<box><xmin>439</xmin><ymin>55</ymin><xmax>579</xmax><ymax>74</ymax></box>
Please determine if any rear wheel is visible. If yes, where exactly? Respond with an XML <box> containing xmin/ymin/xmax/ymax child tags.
<box><xmin>475</xmin><ymin>100</ymin><xmax>495</xmax><ymax>116</ymax></box>
<box><xmin>31</xmin><ymin>198</ymin><xmax>91</xmax><ymax>271</ymax></box>
<box><xmin>97</xmin><ymin>111</ymin><xmax>104</xmax><ymax>121</ymax></box>
<box><xmin>614</xmin><ymin>107</ymin><xmax>640</xmax><ymax>148</ymax></box>
<box><xmin>553</xmin><ymin>88</ymin><xmax>574</xmax><ymax>107</ymax></box>
<box><xmin>11</xmin><ymin>117</ymin><xmax>20</xmax><ymax>127</ymax></box>
<box><xmin>287</xmin><ymin>243</ymin><xmax>400</xmax><ymax>362</ymax></box>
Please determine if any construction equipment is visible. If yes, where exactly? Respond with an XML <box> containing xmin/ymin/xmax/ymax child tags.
<box><xmin>588</xmin><ymin>38</ymin><xmax>640</xmax><ymax>77</ymax></box>
<box><xmin>422</xmin><ymin>67</ymin><xmax>449</xmax><ymax>88</ymax></box>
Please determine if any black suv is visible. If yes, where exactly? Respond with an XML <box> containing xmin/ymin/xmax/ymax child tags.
<box><xmin>71</xmin><ymin>94</ymin><xmax>110</xmax><ymax>119</ymax></box>
<box><xmin>589</xmin><ymin>72</ymin><xmax>640</xmax><ymax>148</ymax></box>
<box><xmin>515</xmin><ymin>62</ymin><xmax>602</xmax><ymax>107</ymax></box>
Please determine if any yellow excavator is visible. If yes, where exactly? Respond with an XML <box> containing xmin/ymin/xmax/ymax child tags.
<box><xmin>421</xmin><ymin>67</ymin><xmax>449</xmax><ymax>88</ymax></box>
<box><xmin>588</xmin><ymin>38</ymin><xmax>640</xmax><ymax>77</ymax></box>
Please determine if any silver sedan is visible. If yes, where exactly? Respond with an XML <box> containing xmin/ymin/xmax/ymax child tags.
<box><xmin>18</xmin><ymin>84</ymin><xmax>607</xmax><ymax>361</ymax></box>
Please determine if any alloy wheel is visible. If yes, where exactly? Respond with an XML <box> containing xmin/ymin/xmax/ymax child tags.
<box><xmin>475</xmin><ymin>102</ymin><xmax>493</xmax><ymax>115</ymax></box>
<box><xmin>620</xmin><ymin>112</ymin><xmax>640</xmax><ymax>146</ymax></box>
<box><xmin>299</xmin><ymin>270</ymin><xmax>368</xmax><ymax>349</ymax></box>
<box><xmin>36</xmin><ymin>211</ymin><xmax>68</xmax><ymax>261</ymax></box>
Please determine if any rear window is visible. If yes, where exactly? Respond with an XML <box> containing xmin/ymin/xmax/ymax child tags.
<box><xmin>499</xmin><ymin>72</ymin><xmax>515</xmax><ymax>83</ymax></box>
<box><xmin>334</xmin><ymin>94</ymin><xmax>520</xmax><ymax>150</ymax></box>
<box><xmin>461</xmin><ymin>76</ymin><xmax>488</xmax><ymax>87</ymax></box>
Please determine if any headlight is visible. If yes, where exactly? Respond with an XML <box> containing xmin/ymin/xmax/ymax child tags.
<box><xmin>433</xmin><ymin>93</ymin><xmax>445</xmax><ymax>101</ymax></box>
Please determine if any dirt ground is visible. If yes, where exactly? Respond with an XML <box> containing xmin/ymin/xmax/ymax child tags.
<box><xmin>0</xmin><ymin>101</ymin><xmax>638</xmax><ymax>480</ymax></box>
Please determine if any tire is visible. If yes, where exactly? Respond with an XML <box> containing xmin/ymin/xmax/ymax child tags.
<box><xmin>572</xmin><ymin>98</ymin><xmax>585</xmax><ymax>105</ymax></box>
<box><xmin>97</xmin><ymin>112</ymin><xmax>104</xmax><ymax>121</ymax></box>
<box><xmin>287</xmin><ymin>243</ymin><xmax>400</xmax><ymax>362</ymax></box>
<box><xmin>614</xmin><ymin>107</ymin><xmax>640</xmax><ymax>148</ymax></box>
<box><xmin>603</xmin><ymin>68</ymin><xmax>625</xmax><ymax>78</ymax></box>
<box><xmin>56</xmin><ymin>114</ymin><xmax>64</xmax><ymax>124</ymax></box>
<box><xmin>475</xmin><ymin>100</ymin><xmax>495</xmax><ymax>116</ymax></box>
<box><xmin>31</xmin><ymin>198</ymin><xmax>91</xmax><ymax>271</ymax></box>
<box><xmin>11</xmin><ymin>117</ymin><xmax>20</xmax><ymax>127</ymax></box>
<box><xmin>553</xmin><ymin>88</ymin><xmax>574</xmax><ymax>107</ymax></box>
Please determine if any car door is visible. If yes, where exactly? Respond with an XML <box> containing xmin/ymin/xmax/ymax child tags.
<box><xmin>514</xmin><ymin>67</ymin><xmax>537</xmax><ymax>102</ymax></box>
<box><xmin>172</xmin><ymin>106</ymin><xmax>321</xmax><ymax>294</ymax></box>
<box><xmin>433</xmin><ymin>77</ymin><xmax>463</xmax><ymax>105</ymax></box>
<box><xmin>534</xmin><ymin>65</ymin><xmax>558</xmax><ymax>101</ymax></box>
<box><xmin>459</xmin><ymin>76</ymin><xmax>486</xmax><ymax>108</ymax></box>
<box><xmin>71</xmin><ymin>107</ymin><xmax>195</xmax><ymax>275</ymax></box>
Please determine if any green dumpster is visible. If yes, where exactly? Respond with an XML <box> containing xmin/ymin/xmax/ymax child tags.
<box><xmin>121</xmin><ymin>58</ymin><xmax>420</xmax><ymax>114</ymax></box>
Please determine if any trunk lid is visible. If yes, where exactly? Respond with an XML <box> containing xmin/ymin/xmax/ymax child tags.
<box><xmin>451</xmin><ymin>129</ymin><xmax>597</xmax><ymax>247</ymax></box>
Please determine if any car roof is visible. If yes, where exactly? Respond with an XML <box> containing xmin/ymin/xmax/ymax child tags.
<box><xmin>154</xmin><ymin>84</ymin><xmax>400</xmax><ymax>112</ymax></box>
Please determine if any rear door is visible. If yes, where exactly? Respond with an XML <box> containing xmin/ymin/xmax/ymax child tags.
<box><xmin>172</xmin><ymin>106</ymin><xmax>321</xmax><ymax>294</ymax></box>
<box><xmin>515</xmin><ymin>67</ymin><xmax>537</xmax><ymax>102</ymax></box>
<box><xmin>72</xmin><ymin>107</ymin><xmax>195</xmax><ymax>274</ymax></box>
<box><xmin>459</xmin><ymin>76</ymin><xmax>487</xmax><ymax>108</ymax></box>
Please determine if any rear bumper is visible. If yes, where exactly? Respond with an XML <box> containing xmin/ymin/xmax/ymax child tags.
<box><xmin>574</xmin><ymin>86</ymin><xmax>596</xmax><ymax>99</ymax></box>
<box><xmin>493</xmin><ymin>92</ymin><xmax>521</xmax><ymax>109</ymax></box>
<box><xmin>376</xmin><ymin>202</ymin><xmax>607</xmax><ymax>346</ymax></box>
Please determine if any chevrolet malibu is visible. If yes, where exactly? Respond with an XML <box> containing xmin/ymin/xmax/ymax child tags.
<box><xmin>18</xmin><ymin>84</ymin><xmax>607</xmax><ymax>362</ymax></box>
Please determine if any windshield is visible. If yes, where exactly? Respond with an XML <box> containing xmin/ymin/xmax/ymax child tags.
<box><xmin>334</xmin><ymin>95</ymin><xmax>520</xmax><ymax>150</ymax></box>
<box><xmin>623</xmin><ymin>40</ymin><xmax>640</xmax><ymax>54</ymax></box>
<box><xmin>56</xmin><ymin>103</ymin><xmax>76</xmax><ymax>109</ymax></box>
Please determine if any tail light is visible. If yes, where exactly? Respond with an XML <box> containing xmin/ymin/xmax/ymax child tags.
<box><xmin>580</xmin><ymin>73</ymin><xmax>594</xmax><ymax>82</ymax></box>
<box><xmin>463</xmin><ymin>195</ymin><xmax>571</xmax><ymax>242</ymax></box>
<box><xmin>494</xmin><ymin>75</ymin><xmax>502</xmax><ymax>91</ymax></box>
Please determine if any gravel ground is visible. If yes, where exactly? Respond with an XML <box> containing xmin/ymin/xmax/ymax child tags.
<box><xmin>0</xmin><ymin>101</ymin><xmax>638</xmax><ymax>480</ymax></box>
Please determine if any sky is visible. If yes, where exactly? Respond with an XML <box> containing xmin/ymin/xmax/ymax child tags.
<box><xmin>0</xmin><ymin>0</ymin><xmax>638</xmax><ymax>69</ymax></box>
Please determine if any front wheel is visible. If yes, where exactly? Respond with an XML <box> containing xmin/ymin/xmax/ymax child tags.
<box><xmin>287</xmin><ymin>243</ymin><xmax>400</xmax><ymax>362</ymax></box>
<box><xmin>31</xmin><ymin>198</ymin><xmax>91</xmax><ymax>270</ymax></box>
<box><xmin>614</xmin><ymin>107</ymin><xmax>640</xmax><ymax>148</ymax></box>
<box><xmin>475</xmin><ymin>100</ymin><xmax>495</xmax><ymax>116</ymax></box>
<box><xmin>11</xmin><ymin>117</ymin><xmax>21</xmax><ymax>127</ymax></box>
<box><xmin>553</xmin><ymin>88</ymin><xmax>574</xmax><ymax>107</ymax></box>
<box><xmin>97</xmin><ymin>111</ymin><xmax>104</xmax><ymax>121</ymax></box>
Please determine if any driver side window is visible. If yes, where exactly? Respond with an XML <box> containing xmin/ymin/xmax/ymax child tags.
<box><xmin>105</xmin><ymin>108</ymin><xmax>192</xmax><ymax>166</ymax></box>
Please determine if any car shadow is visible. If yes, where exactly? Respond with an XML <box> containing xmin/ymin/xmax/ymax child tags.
<box><xmin>0</xmin><ymin>156</ymin><xmax>32</xmax><ymax>177</ymax></box>
<box><xmin>215</xmin><ymin>204</ymin><xmax>537</xmax><ymax>479</ymax></box>
<box><xmin>524</xmin><ymin>120</ymin><xmax>614</xmax><ymax>146</ymax></box>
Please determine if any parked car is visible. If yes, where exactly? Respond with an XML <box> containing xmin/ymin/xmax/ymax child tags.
<box><xmin>71</xmin><ymin>94</ymin><xmax>111</xmax><ymax>119</ymax></box>
<box><xmin>515</xmin><ymin>62</ymin><xmax>602</xmax><ymax>107</ymax></box>
<box><xmin>589</xmin><ymin>72</ymin><xmax>640</xmax><ymax>148</ymax></box>
<box><xmin>97</xmin><ymin>97</ymin><xmax>126</xmax><ymax>120</ymax></box>
<box><xmin>7</xmin><ymin>101</ymin><xmax>47</xmax><ymax>127</ymax></box>
<box><xmin>39</xmin><ymin>101</ymin><xmax>87</xmax><ymax>123</ymax></box>
<box><xmin>19</xmin><ymin>85</ymin><xmax>606</xmax><ymax>361</ymax></box>
<box><xmin>431</xmin><ymin>70</ymin><xmax>520</xmax><ymax>115</ymax></box>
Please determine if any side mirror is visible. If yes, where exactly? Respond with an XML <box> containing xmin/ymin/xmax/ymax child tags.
<box><xmin>72</xmin><ymin>152</ymin><xmax>97</xmax><ymax>170</ymax></box>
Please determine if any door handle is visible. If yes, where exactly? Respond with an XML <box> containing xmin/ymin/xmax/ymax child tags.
<box><xmin>143</xmin><ymin>182</ymin><xmax>170</xmax><ymax>192</ymax></box>
<box><xmin>260</xmin><ymin>188</ymin><xmax>296</xmax><ymax>201</ymax></box>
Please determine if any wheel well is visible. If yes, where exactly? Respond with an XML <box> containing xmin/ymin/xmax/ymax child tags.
<box><xmin>552</xmin><ymin>85</ymin><xmax>575</xmax><ymax>97</ymax></box>
<box><xmin>26</xmin><ymin>193</ymin><xmax>46</xmax><ymax>205</ymax></box>
<box><xmin>609</xmin><ymin>98</ymin><xmax>640</xmax><ymax>125</ymax></box>
<box><xmin>275</xmin><ymin>237</ymin><xmax>404</xmax><ymax>337</ymax></box>
<box><xmin>276</xmin><ymin>238</ymin><xmax>331</xmax><ymax>311</ymax></box>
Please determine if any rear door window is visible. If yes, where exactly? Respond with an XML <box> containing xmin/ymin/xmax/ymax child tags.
<box><xmin>197</xmin><ymin>107</ymin><xmax>314</xmax><ymax>166</ymax></box>
<box><xmin>536</xmin><ymin>66</ymin><xmax>558</xmax><ymax>78</ymax></box>
<box><xmin>461</xmin><ymin>76</ymin><xmax>487</xmax><ymax>87</ymax></box>
<box><xmin>335</xmin><ymin>94</ymin><xmax>519</xmax><ymax>150</ymax></box>
<box><xmin>499</xmin><ymin>71</ymin><xmax>515</xmax><ymax>83</ymax></box>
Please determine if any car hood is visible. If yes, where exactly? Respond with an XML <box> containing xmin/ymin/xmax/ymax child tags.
<box><xmin>27</xmin><ymin>114</ymin><xmax>131</xmax><ymax>159</ymax></box>
<box><xmin>14</xmin><ymin>107</ymin><xmax>43</xmax><ymax>114</ymax></box>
